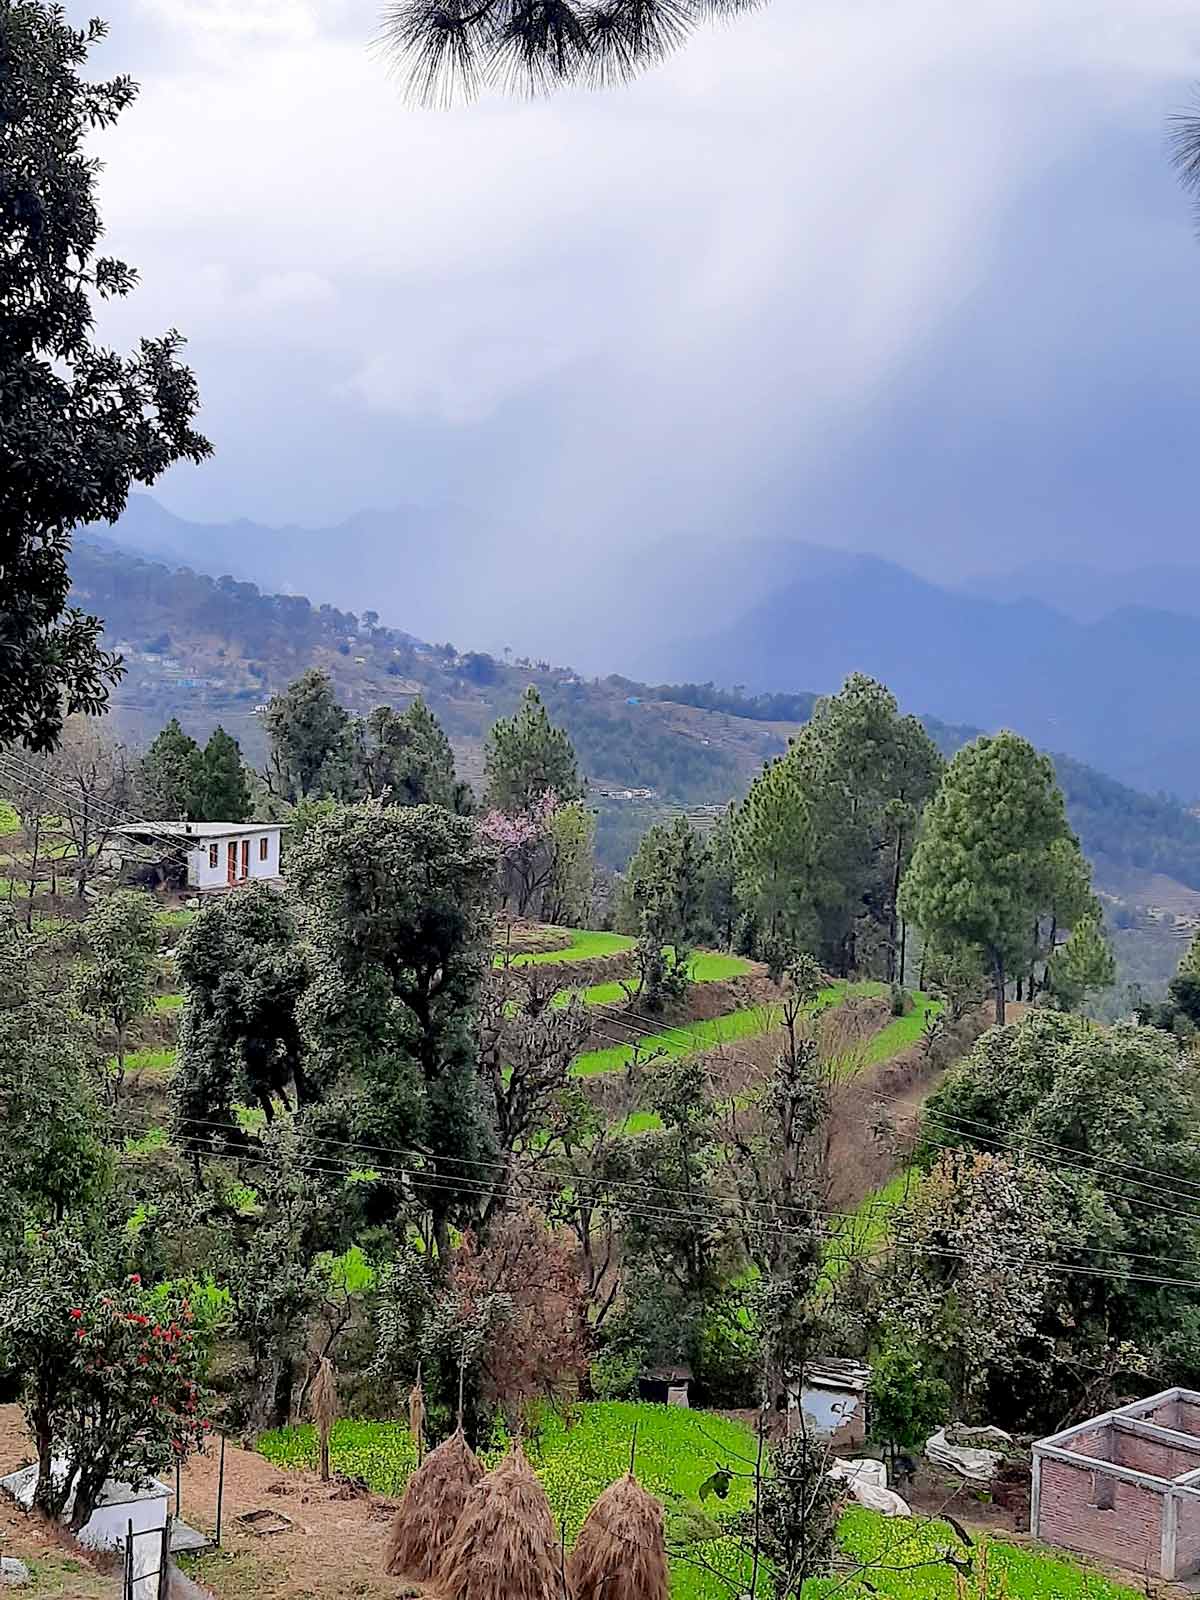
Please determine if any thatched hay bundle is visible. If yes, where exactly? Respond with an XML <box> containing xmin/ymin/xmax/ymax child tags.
<box><xmin>437</xmin><ymin>1443</ymin><xmax>562</xmax><ymax>1600</ymax></box>
<box><xmin>383</xmin><ymin>1428</ymin><xmax>485</xmax><ymax>1579</ymax></box>
<box><xmin>568</xmin><ymin>1475</ymin><xmax>668</xmax><ymax>1600</ymax></box>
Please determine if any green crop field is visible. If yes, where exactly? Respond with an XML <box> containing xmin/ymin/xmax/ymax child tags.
<box><xmin>496</xmin><ymin>928</ymin><xmax>636</xmax><ymax>966</ymax></box>
<box><xmin>260</xmin><ymin>1402</ymin><xmax>1138</xmax><ymax>1600</ymax></box>
<box><xmin>153</xmin><ymin>992</ymin><xmax>184</xmax><ymax>1012</ymax></box>
<box><xmin>0</xmin><ymin>802</ymin><xmax>18</xmax><ymax>836</ymax></box>
<box><xmin>557</xmin><ymin>951</ymin><xmax>754</xmax><ymax>1012</ymax></box>
<box><xmin>858</xmin><ymin>994</ymin><xmax>942</xmax><ymax>1070</ymax></box>
<box><xmin>820</xmin><ymin>1167</ymin><xmax>916</xmax><ymax>1289</ymax></box>
<box><xmin>574</xmin><ymin>982</ymin><xmax>888</xmax><ymax>1077</ymax></box>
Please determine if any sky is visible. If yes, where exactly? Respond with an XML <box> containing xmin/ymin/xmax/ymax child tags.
<box><xmin>88</xmin><ymin>0</ymin><xmax>1200</xmax><ymax>582</ymax></box>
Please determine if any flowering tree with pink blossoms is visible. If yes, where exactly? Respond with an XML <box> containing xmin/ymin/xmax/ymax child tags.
<box><xmin>479</xmin><ymin>790</ymin><xmax>560</xmax><ymax>916</ymax></box>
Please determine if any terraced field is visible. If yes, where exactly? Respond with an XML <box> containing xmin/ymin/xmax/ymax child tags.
<box><xmin>574</xmin><ymin>981</ymin><xmax>889</xmax><ymax>1077</ymax></box>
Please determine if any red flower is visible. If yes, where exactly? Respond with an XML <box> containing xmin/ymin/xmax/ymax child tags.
<box><xmin>128</xmin><ymin>1274</ymin><xmax>141</xmax><ymax>1286</ymax></box>
<box><xmin>68</xmin><ymin>1308</ymin><xmax>83</xmax><ymax>1320</ymax></box>
<box><xmin>75</xmin><ymin>1330</ymin><xmax>87</xmax><ymax>1340</ymax></box>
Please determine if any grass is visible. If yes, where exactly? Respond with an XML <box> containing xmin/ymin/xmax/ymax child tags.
<box><xmin>123</xmin><ymin>1125</ymin><xmax>168</xmax><ymax>1155</ymax></box>
<box><xmin>554</xmin><ymin>951</ymin><xmax>756</xmax><ymax>1013</ymax></box>
<box><xmin>820</xmin><ymin>1167</ymin><xmax>917</xmax><ymax>1289</ymax></box>
<box><xmin>0</xmin><ymin>801</ymin><xmax>18</xmax><ymax>836</ymax></box>
<box><xmin>154</xmin><ymin>907</ymin><xmax>197</xmax><ymax>929</ymax></box>
<box><xmin>858</xmin><ymin>994</ymin><xmax>942</xmax><ymax>1069</ymax></box>
<box><xmin>574</xmin><ymin>981</ymin><xmax>888</xmax><ymax>1078</ymax></box>
<box><xmin>496</xmin><ymin>928</ymin><xmax>636</xmax><ymax>966</ymax></box>
<box><xmin>121</xmin><ymin>1046</ymin><xmax>177</xmax><ymax>1074</ymax></box>
<box><xmin>153</xmin><ymin>991</ymin><xmax>184</xmax><ymax>1012</ymax></box>
<box><xmin>258</xmin><ymin>1404</ymin><xmax>1142</xmax><ymax>1600</ymax></box>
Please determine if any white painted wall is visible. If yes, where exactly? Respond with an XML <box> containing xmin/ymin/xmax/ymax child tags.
<box><xmin>185</xmin><ymin>829</ymin><xmax>282</xmax><ymax>890</ymax></box>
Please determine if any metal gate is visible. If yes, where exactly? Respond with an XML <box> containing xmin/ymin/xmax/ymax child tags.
<box><xmin>122</xmin><ymin>1514</ymin><xmax>172</xmax><ymax>1600</ymax></box>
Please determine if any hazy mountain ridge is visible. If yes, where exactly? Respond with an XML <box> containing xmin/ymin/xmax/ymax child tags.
<box><xmin>68</xmin><ymin>531</ymin><xmax>1200</xmax><ymax>921</ymax></box>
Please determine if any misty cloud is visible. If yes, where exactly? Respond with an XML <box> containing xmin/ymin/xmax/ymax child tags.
<box><xmin>84</xmin><ymin>0</ymin><xmax>1200</xmax><ymax>585</ymax></box>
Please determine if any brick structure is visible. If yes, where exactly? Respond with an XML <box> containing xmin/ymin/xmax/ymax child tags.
<box><xmin>1033</xmin><ymin>1388</ymin><xmax>1200</xmax><ymax>1582</ymax></box>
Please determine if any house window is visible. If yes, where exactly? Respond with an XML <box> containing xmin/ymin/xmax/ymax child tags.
<box><xmin>259</xmin><ymin>836</ymin><xmax>269</xmax><ymax>862</ymax></box>
<box><xmin>1089</xmin><ymin>1471</ymin><xmax>1115</xmax><ymax>1510</ymax></box>
<box><xmin>209</xmin><ymin>843</ymin><xmax>218</xmax><ymax>869</ymax></box>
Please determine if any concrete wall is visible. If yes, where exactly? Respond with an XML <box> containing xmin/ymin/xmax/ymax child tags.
<box><xmin>1036</xmin><ymin>1454</ymin><xmax>1164</xmax><ymax>1578</ymax></box>
<box><xmin>186</xmin><ymin>830</ymin><xmax>281</xmax><ymax>890</ymax></box>
<box><xmin>1173</xmin><ymin>1492</ymin><xmax>1200</xmax><ymax>1577</ymax></box>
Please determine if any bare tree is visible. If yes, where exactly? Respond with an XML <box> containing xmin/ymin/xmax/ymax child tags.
<box><xmin>3</xmin><ymin>748</ymin><xmax>57</xmax><ymax>927</ymax></box>
<box><xmin>49</xmin><ymin>719</ymin><xmax>134</xmax><ymax>898</ymax></box>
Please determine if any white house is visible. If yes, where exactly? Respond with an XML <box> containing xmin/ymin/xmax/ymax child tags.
<box><xmin>116</xmin><ymin>821</ymin><xmax>284</xmax><ymax>891</ymax></box>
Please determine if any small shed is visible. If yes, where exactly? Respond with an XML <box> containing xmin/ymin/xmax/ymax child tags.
<box><xmin>638</xmin><ymin>1365</ymin><xmax>692</xmax><ymax>1407</ymax></box>
<box><xmin>788</xmin><ymin>1358</ymin><xmax>870</xmax><ymax>1448</ymax></box>
<box><xmin>116</xmin><ymin>821</ymin><xmax>284</xmax><ymax>892</ymax></box>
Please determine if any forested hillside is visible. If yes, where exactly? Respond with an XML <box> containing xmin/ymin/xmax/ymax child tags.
<box><xmin>72</xmin><ymin>537</ymin><xmax>1200</xmax><ymax>911</ymax></box>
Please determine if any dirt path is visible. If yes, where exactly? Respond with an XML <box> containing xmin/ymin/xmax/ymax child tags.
<box><xmin>0</xmin><ymin>1406</ymin><xmax>403</xmax><ymax>1600</ymax></box>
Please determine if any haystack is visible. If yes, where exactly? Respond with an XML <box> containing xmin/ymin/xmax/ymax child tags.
<box><xmin>437</xmin><ymin>1443</ymin><xmax>562</xmax><ymax>1600</ymax></box>
<box><xmin>383</xmin><ymin>1428</ymin><xmax>485</xmax><ymax>1579</ymax></box>
<box><xmin>568</xmin><ymin>1474</ymin><xmax>668</xmax><ymax>1600</ymax></box>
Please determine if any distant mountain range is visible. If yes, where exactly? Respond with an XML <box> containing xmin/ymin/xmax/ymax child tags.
<box><xmin>92</xmin><ymin>496</ymin><xmax>1200</xmax><ymax>800</ymax></box>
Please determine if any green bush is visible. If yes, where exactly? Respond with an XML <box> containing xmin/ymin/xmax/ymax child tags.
<box><xmin>590</xmin><ymin>1346</ymin><xmax>643</xmax><ymax>1401</ymax></box>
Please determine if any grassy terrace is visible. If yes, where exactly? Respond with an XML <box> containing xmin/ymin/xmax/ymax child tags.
<box><xmin>555</xmin><ymin>951</ymin><xmax>754</xmax><ymax>1010</ymax></box>
<box><xmin>495</xmin><ymin>928</ymin><xmax>635</xmax><ymax>966</ymax></box>
<box><xmin>574</xmin><ymin>981</ymin><xmax>888</xmax><ymax>1078</ymax></box>
<box><xmin>820</xmin><ymin>1166</ymin><xmax>916</xmax><ymax>1288</ymax></box>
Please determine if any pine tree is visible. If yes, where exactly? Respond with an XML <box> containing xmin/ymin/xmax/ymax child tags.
<box><xmin>901</xmin><ymin>732</ymin><xmax>1071</xmax><ymax>1023</ymax></box>
<box><xmin>484</xmin><ymin>686</ymin><xmax>582</xmax><ymax>813</ymax></box>
<box><xmin>137</xmin><ymin>718</ymin><xmax>204</xmax><ymax>820</ymax></box>
<box><xmin>198</xmin><ymin>726</ymin><xmax>251</xmax><ymax>821</ymax></box>
<box><xmin>264</xmin><ymin>670</ymin><xmax>350</xmax><ymax>800</ymax></box>
<box><xmin>1046</xmin><ymin>915</ymin><xmax>1116</xmax><ymax>1012</ymax></box>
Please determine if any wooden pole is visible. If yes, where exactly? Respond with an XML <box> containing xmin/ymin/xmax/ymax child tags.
<box><xmin>215</xmin><ymin>1432</ymin><xmax>226</xmax><ymax>1547</ymax></box>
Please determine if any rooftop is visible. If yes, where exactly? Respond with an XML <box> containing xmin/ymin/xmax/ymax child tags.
<box><xmin>115</xmin><ymin>821</ymin><xmax>284</xmax><ymax>840</ymax></box>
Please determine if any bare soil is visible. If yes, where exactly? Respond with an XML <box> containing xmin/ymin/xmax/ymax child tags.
<box><xmin>0</xmin><ymin>1405</ymin><xmax>403</xmax><ymax>1600</ymax></box>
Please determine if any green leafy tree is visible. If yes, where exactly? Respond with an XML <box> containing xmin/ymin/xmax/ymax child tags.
<box><xmin>620</xmin><ymin>815</ymin><xmax>706</xmax><ymax>1009</ymax></box>
<box><xmin>902</xmin><ymin>732</ymin><xmax>1071</xmax><ymax>1022</ymax></box>
<box><xmin>264</xmin><ymin>670</ymin><xmax>351</xmax><ymax>801</ymax></box>
<box><xmin>137</xmin><ymin>718</ymin><xmax>204</xmax><ymax>820</ymax></box>
<box><xmin>198</xmin><ymin>726</ymin><xmax>252</xmax><ymax>821</ymax></box>
<box><xmin>702</xmin><ymin>803</ymin><xmax>739</xmax><ymax>951</ymax></box>
<box><xmin>868</xmin><ymin>1335</ymin><xmax>951</xmax><ymax>1462</ymax></box>
<box><xmin>484</xmin><ymin>686</ymin><xmax>582</xmax><ymax>813</ymax></box>
<box><xmin>885</xmin><ymin>1150</ymin><xmax>1066</xmax><ymax>1418</ymax></box>
<box><xmin>73</xmin><ymin>890</ymin><xmax>159</xmax><ymax>1098</ymax></box>
<box><xmin>1143</xmin><ymin>931</ymin><xmax>1200</xmax><ymax>1038</ymax></box>
<box><xmin>1</xmin><ymin>2</ymin><xmax>209</xmax><ymax>751</ymax></box>
<box><xmin>920</xmin><ymin>1011</ymin><xmax>1200</xmax><ymax>1416</ymax></box>
<box><xmin>217</xmin><ymin>1125</ymin><xmax>326</xmax><ymax>1437</ymax></box>
<box><xmin>736</xmin><ymin>676</ymin><xmax>941</xmax><ymax>977</ymax></box>
<box><xmin>543</xmin><ymin>799</ymin><xmax>596</xmax><ymax>926</ymax></box>
<box><xmin>1046</xmin><ymin>914</ymin><xmax>1116</xmax><ymax>1012</ymax></box>
<box><xmin>174</xmin><ymin>882</ymin><xmax>310</xmax><ymax>1137</ymax></box>
<box><xmin>289</xmin><ymin>803</ymin><xmax>497</xmax><ymax>1254</ymax></box>
<box><xmin>0</xmin><ymin>921</ymin><xmax>110</xmax><ymax>1234</ymax></box>
<box><xmin>357</xmin><ymin>699</ymin><xmax>462</xmax><ymax>810</ymax></box>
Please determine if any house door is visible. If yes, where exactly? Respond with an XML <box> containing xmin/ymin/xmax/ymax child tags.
<box><xmin>227</xmin><ymin>841</ymin><xmax>237</xmax><ymax>885</ymax></box>
<box><xmin>241</xmin><ymin>839</ymin><xmax>250</xmax><ymax>879</ymax></box>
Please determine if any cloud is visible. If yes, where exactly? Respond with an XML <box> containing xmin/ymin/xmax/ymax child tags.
<box><xmin>82</xmin><ymin>0</ymin><xmax>1200</xmax><ymax>585</ymax></box>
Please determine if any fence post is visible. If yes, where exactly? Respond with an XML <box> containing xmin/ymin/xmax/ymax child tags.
<box><xmin>158</xmin><ymin>1513</ymin><xmax>173</xmax><ymax>1600</ymax></box>
<box><xmin>124</xmin><ymin>1517</ymin><xmax>134</xmax><ymax>1600</ymax></box>
<box><xmin>175</xmin><ymin>1458</ymin><xmax>181</xmax><ymax>1521</ymax></box>
<box><xmin>214</xmin><ymin>1432</ymin><xmax>226</xmax><ymax>1547</ymax></box>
